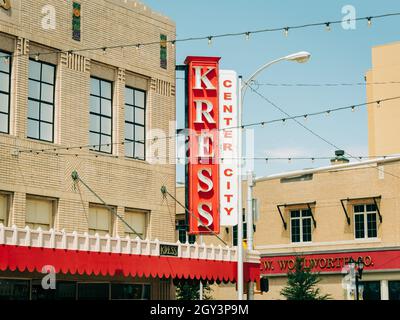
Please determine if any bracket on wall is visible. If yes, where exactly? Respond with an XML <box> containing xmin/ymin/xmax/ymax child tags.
<box><xmin>340</xmin><ymin>195</ymin><xmax>382</xmax><ymax>225</ymax></box>
<box><xmin>276</xmin><ymin>201</ymin><xmax>317</xmax><ymax>230</ymax></box>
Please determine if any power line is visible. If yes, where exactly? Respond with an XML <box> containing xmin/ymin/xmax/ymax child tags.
<box><xmin>249</xmin><ymin>86</ymin><xmax>400</xmax><ymax>180</ymax></box>
<box><xmin>254</xmin><ymin>81</ymin><xmax>400</xmax><ymax>87</ymax></box>
<box><xmin>1</xmin><ymin>11</ymin><xmax>400</xmax><ymax>60</ymax></box>
<box><xmin>6</xmin><ymin>95</ymin><xmax>400</xmax><ymax>155</ymax></box>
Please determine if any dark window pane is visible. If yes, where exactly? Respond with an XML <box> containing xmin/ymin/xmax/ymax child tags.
<box><xmin>302</xmin><ymin>218</ymin><xmax>312</xmax><ymax>242</ymax></box>
<box><xmin>125</xmin><ymin>87</ymin><xmax>134</xmax><ymax>105</ymax></box>
<box><xmin>291</xmin><ymin>219</ymin><xmax>300</xmax><ymax>243</ymax></box>
<box><xmin>125</xmin><ymin>140</ymin><xmax>133</xmax><ymax>157</ymax></box>
<box><xmin>355</xmin><ymin>214</ymin><xmax>365</xmax><ymax>239</ymax></box>
<box><xmin>354</xmin><ymin>205</ymin><xmax>364</xmax><ymax>213</ymax></box>
<box><xmin>135</xmin><ymin>90</ymin><xmax>145</xmax><ymax>108</ymax></box>
<box><xmin>143</xmin><ymin>285</ymin><xmax>151</xmax><ymax>300</ymax></box>
<box><xmin>135</xmin><ymin>108</ymin><xmax>145</xmax><ymax>125</ymax></box>
<box><xmin>0</xmin><ymin>113</ymin><xmax>8</xmax><ymax>133</ymax></box>
<box><xmin>0</xmin><ymin>72</ymin><xmax>10</xmax><ymax>92</ymax></box>
<box><xmin>111</xmin><ymin>284</ymin><xmax>143</xmax><ymax>300</ymax></box>
<box><xmin>0</xmin><ymin>279</ymin><xmax>30</xmax><ymax>300</ymax></box>
<box><xmin>41</xmin><ymin>83</ymin><xmax>54</xmax><ymax>103</ymax></box>
<box><xmin>366</xmin><ymin>204</ymin><xmax>377</xmax><ymax>212</ymax></box>
<box><xmin>28</xmin><ymin>100</ymin><xmax>40</xmax><ymax>119</ymax></box>
<box><xmin>28</xmin><ymin>80</ymin><xmax>40</xmax><ymax>100</ymax></box>
<box><xmin>27</xmin><ymin>119</ymin><xmax>40</xmax><ymax>139</ymax></box>
<box><xmin>90</xmin><ymin>96</ymin><xmax>100</xmax><ymax>114</ymax></box>
<box><xmin>90</xmin><ymin>114</ymin><xmax>100</xmax><ymax>132</ymax></box>
<box><xmin>367</xmin><ymin>213</ymin><xmax>377</xmax><ymax>238</ymax></box>
<box><xmin>77</xmin><ymin>283</ymin><xmax>109</xmax><ymax>300</ymax></box>
<box><xmin>302</xmin><ymin>209</ymin><xmax>312</xmax><ymax>217</ymax></box>
<box><xmin>40</xmin><ymin>103</ymin><xmax>53</xmax><ymax>122</ymax></box>
<box><xmin>0</xmin><ymin>92</ymin><xmax>9</xmax><ymax>113</ymax></box>
<box><xmin>41</xmin><ymin>64</ymin><xmax>55</xmax><ymax>84</ymax></box>
<box><xmin>101</xmin><ymin>99</ymin><xmax>112</xmax><ymax>117</ymax></box>
<box><xmin>101</xmin><ymin>81</ymin><xmax>112</xmax><ymax>99</ymax></box>
<box><xmin>90</xmin><ymin>78</ymin><xmax>100</xmax><ymax>96</ymax></box>
<box><xmin>290</xmin><ymin>211</ymin><xmax>300</xmax><ymax>218</ymax></box>
<box><xmin>29</xmin><ymin>60</ymin><xmax>41</xmax><ymax>81</ymax></box>
<box><xmin>361</xmin><ymin>281</ymin><xmax>381</xmax><ymax>300</ymax></box>
<box><xmin>40</xmin><ymin>122</ymin><xmax>53</xmax><ymax>142</ymax></box>
<box><xmin>389</xmin><ymin>281</ymin><xmax>400</xmax><ymax>300</ymax></box>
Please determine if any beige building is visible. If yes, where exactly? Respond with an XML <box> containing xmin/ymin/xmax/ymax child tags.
<box><xmin>367</xmin><ymin>41</ymin><xmax>400</xmax><ymax>156</ymax></box>
<box><xmin>0</xmin><ymin>0</ymin><xmax>178</xmax><ymax>300</ymax></box>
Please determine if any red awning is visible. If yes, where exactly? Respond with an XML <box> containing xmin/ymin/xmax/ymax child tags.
<box><xmin>0</xmin><ymin>245</ymin><xmax>259</xmax><ymax>283</ymax></box>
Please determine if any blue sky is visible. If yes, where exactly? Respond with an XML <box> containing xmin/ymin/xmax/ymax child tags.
<box><xmin>143</xmin><ymin>0</ymin><xmax>400</xmax><ymax>182</ymax></box>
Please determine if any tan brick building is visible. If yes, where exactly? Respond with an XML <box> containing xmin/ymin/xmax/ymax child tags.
<box><xmin>0</xmin><ymin>0</ymin><xmax>178</xmax><ymax>300</ymax></box>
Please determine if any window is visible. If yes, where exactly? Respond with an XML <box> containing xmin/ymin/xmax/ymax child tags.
<box><xmin>389</xmin><ymin>281</ymin><xmax>400</xmax><ymax>300</ymax></box>
<box><xmin>31</xmin><ymin>280</ymin><xmax>76</xmax><ymax>300</ymax></box>
<box><xmin>125</xmin><ymin>87</ymin><xmax>146</xmax><ymax>160</ymax></box>
<box><xmin>290</xmin><ymin>209</ymin><xmax>312</xmax><ymax>243</ymax></box>
<box><xmin>360</xmin><ymin>281</ymin><xmax>381</xmax><ymax>300</ymax></box>
<box><xmin>176</xmin><ymin>219</ymin><xmax>196</xmax><ymax>244</ymax></box>
<box><xmin>88</xmin><ymin>205</ymin><xmax>113</xmax><ymax>236</ymax></box>
<box><xmin>0</xmin><ymin>193</ymin><xmax>10</xmax><ymax>226</ymax></box>
<box><xmin>28</xmin><ymin>60</ymin><xmax>56</xmax><ymax>142</ymax></box>
<box><xmin>124</xmin><ymin>209</ymin><xmax>148</xmax><ymax>239</ymax></box>
<box><xmin>0</xmin><ymin>51</ymin><xmax>11</xmax><ymax>134</ymax></box>
<box><xmin>89</xmin><ymin>78</ymin><xmax>113</xmax><ymax>153</ymax></box>
<box><xmin>354</xmin><ymin>204</ymin><xmax>378</xmax><ymax>239</ymax></box>
<box><xmin>0</xmin><ymin>279</ymin><xmax>30</xmax><ymax>300</ymax></box>
<box><xmin>77</xmin><ymin>283</ymin><xmax>109</xmax><ymax>300</ymax></box>
<box><xmin>111</xmin><ymin>284</ymin><xmax>150</xmax><ymax>300</ymax></box>
<box><xmin>26</xmin><ymin>196</ymin><xmax>55</xmax><ymax>231</ymax></box>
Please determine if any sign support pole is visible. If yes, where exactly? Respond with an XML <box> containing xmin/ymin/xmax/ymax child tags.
<box><xmin>237</xmin><ymin>76</ymin><xmax>244</xmax><ymax>300</ymax></box>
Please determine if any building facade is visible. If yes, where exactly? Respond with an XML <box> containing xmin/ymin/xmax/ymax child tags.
<box><xmin>254</xmin><ymin>155</ymin><xmax>400</xmax><ymax>300</ymax></box>
<box><xmin>367</xmin><ymin>41</ymin><xmax>400</xmax><ymax>156</ymax></box>
<box><xmin>0</xmin><ymin>0</ymin><xmax>178</xmax><ymax>300</ymax></box>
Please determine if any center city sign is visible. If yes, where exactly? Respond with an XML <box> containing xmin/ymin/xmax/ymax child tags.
<box><xmin>185</xmin><ymin>56</ymin><xmax>221</xmax><ymax>235</ymax></box>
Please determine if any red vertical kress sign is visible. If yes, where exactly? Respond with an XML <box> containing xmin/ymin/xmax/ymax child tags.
<box><xmin>185</xmin><ymin>56</ymin><xmax>221</xmax><ymax>235</ymax></box>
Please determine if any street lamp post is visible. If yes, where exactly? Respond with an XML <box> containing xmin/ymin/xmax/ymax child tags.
<box><xmin>349</xmin><ymin>257</ymin><xmax>365</xmax><ymax>300</ymax></box>
<box><xmin>237</xmin><ymin>51</ymin><xmax>311</xmax><ymax>300</ymax></box>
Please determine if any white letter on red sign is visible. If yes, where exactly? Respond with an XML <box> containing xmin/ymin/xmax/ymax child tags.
<box><xmin>193</xmin><ymin>66</ymin><xmax>216</xmax><ymax>90</ymax></box>
<box><xmin>194</xmin><ymin>100</ymin><xmax>216</xmax><ymax>124</ymax></box>
<box><xmin>197</xmin><ymin>168</ymin><xmax>214</xmax><ymax>193</ymax></box>
<box><xmin>198</xmin><ymin>203</ymin><xmax>214</xmax><ymax>227</ymax></box>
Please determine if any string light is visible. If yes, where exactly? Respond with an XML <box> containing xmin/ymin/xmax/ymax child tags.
<box><xmin>351</xmin><ymin>106</ymin><xmax>355</xmax><ymax>112</ymax></box>
<box><xmin>0</xmin><ymin>12</ymin><xmax>399</xmax><ymax>61</ymax></box>
<box><xmin>325</xmin><ymin>22</ymin><xmax>331</xmax><ymax>31</ymax></box>
<box><xmin>377</xmin><ymin>100</ymin><xmax>381</xmax><ymax>108</ymax></box>
<box><xmin>284</xmin><ymin>27</ymin><xmax>289</xmax><ymax>37</ymax></box>
<box><xmin>304</xmin><ymin>114</ymin><xmax>308</xmax><ymax>121</ymax></box>
<box><xmin>11</xmin><ymin>96</ymin><xmax>400</xmax><ymax>156</ymax></box>
<box><xmin>34</xmin><ymin>54</ymin><xmax>40</xmax><ymax>61</ymax></box>
<box><xmin>245</xmin><ymin>32</ymin><xmax>250</xmax><ymax>41</ymax></box>
<box><xmin>208</xmin><ymin>36</ymin><xmax>213</xmax><ymax>46</ymax></box>
<box><xmin>171</xmin><ymin>40</ymin><xmax>176</xmax><ymax>48</ymax></box>
<box><xmin>367</xmin><ymin>17</ymin><xmax>372</xmax><ymax>27</ymax></box>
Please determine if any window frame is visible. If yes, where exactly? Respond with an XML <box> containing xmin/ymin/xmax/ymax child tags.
<box><xmin>353</xmin><ymin>204</ymin><xmax>378</xmax><ymax>240</ymax></box>
<box><xmin>0</xmin><ymin>191</ymin><xmax>11</xmax><ymax>227</ymax></box>
<box><xmin>0</xmin><ymin>50</ymin><xmax>11</xmax><ymax>134</ymax></box>
<box><xmin>124</xmin><ymin>86</ymin><xmax>146</xmax><ymax>161</ymax></box>
<box><xmin>290</xmin><ymin>209</ymin><xmax>313</xmax><ymax>244</ymax></box>
<box><xmin>27</xmin><ymin>59</ymin><xmax>56</xmax><ymax>143</ymax></box>
<box><xmin>25</xmin><ymin>195</ymin><xmax>57</xmax><ymax>231</ymax></box>
<box><xmin>123</xmin><ymin>208</ymin><xmax>149</xmax><ymax>239</ymax></box>
<box><xmin>89</xmin><ymin>76</ymin><xmax>113</xmax><ymax>154</ymax></box>
<box><xmin>88</xmin><ymin>203</ymin><xmax>115</xmax><ymax>236</ymax></box>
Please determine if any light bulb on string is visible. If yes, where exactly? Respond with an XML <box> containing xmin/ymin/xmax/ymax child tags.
<box><xmin>265</xmin><ymin>158</ymin><xmax>269</xmax><ymax>165</ymax></box>
<box><xmin>171</xmin><ymin>40</ymin><xmax>176</xmax><ymax>48</ymax></box>
<box><xmin>326</xmin><ymin>110</ymin><xmax>331</xmax><ymax>116</ymax></box>
<box><xmin>261</xmin><ymin>122</ymin><xmax>265</xmax><ymax>127</ymax></box>
<box><xmin>284</xmin><ymin>27</ymin><xmax>289</xmax><ymax>37</ymax></box>
<box><xmin>245</xmin><ymin>32</ymin><xmax>250</xmax><ymax>41</ymax></box>
<box><xmin>377</xmin><ymin>100</ymin><xmax>381</xmax><ymax>108</ymax></box>
<box><xmin>367</xmin><ymin>17</ymin><xmax>372</xmax><ymax>27</ymax></box>
<box><xmin>351</xmin><ymin>106</ymin><xmax>355</xmax><ymax>112</ymax></box>
<box><xmin>208</xmin><ymin>36</ymin><xmax>213</xmax><ymax>46</ymax></box>
<box><xmin>304</xmin><ymin>114</ymin><xmax>308</xmax><ymax>122</ymax></box>
<box><xmin>288</xmin><ymin>158</ymin><xmax>292</xmax><ymax>164</ymax></box>
<box><xmin>102</xmin><ymin>47</ymin><xmax>107</xmax><ymax>55</ymax></box>
<box><xmin>34</xmin><ymin>53</ymin><xmax>40</xmax><ymax>61</ymax></box>
<box><xmin>311</xmin><ymin>158</ymin><xmax>315</xmax><ymax>164</ymax></box>
<box><xmin>282</xmin><ymin>118</ymin><xmax>286</xmax><ymax>125</ymax></box>
<box><xmin>325</xmin><ymin>23</ymin><xmax>331</xmax><ymax>32</ymax></box>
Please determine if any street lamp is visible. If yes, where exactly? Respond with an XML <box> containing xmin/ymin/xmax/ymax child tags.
<box><xmin>237</xmin><ymin>51</ymin><xmax>311</xmax><ymax>301</ymax></box>
<box><xmin>349</xmin><ymin>257</ymin><xmax>365</xmax><ymax>300</ymax></box>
